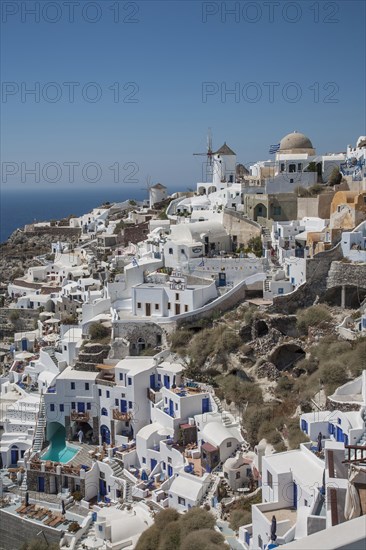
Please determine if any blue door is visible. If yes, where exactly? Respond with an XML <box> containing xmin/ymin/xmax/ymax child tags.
<box><xmin>164</xmin><ymin>375</ymin><xmax>170</xmax><ymax>389</ymax></box>
<box><xmin>11</xmin><ymin>448</ymin><xmax>19</xmax><ymax>465</ymax></box>
<box><xmin>77</xmin><ymin>402</ymin><xmax>85</xmax><ymax>413</ymax></box>
<box><xmin>99</xmin><ymin>479</ymin><xmax>106</xmax><ymax>496</ymax></box>
<box><xmin>293</xmin><ymin>482</ymin><xmax>298</xmax><ymax>509</ymax></box>
<box><xmin>169</xmin><ymin>399</ymin><xmax>174</xmax><ymax>417</ymax></box>
<box><xmin>202</xmin><ymin>397</ymin><xmax>210</xmax><ymax>414</ymax></box>
<box><xmin>38</xmin><ymin>477</ymin><xmax>45</xmax><ymax>492</ymax></box>
<box><xmin>301</xmin><ymin>419</ymin><xmax>308</xmax><ymax>433</ymax></box>
<box><xmin>151</xmin><ymin>458</ymin><xmax>157</xmax><ymax>471</ymax></box>
<box><xmin>336</xmin><ymin>426</ymin><xmax>343</xmax><ymax>442</ymax></box>
<box><xmin>167</xmin><ymin>465</ymin><xmax>173</xmax><ymax>477</ymax></box>
<box><xmin>150</xmin><ymin>374</ymin><xmax>155</xmax><ymax>390</ymax></box>
<box><xmin>120</xmin><ymin>400</ymin><xmax>127</xmax><ymax>413</ymax></box>
<box><xmin>218</xmin><ymin>272</ymin><xmax>226</xmax><ymax>287</ymax></box>
<box><xmin>21</xmin><ymin>338</ymin><xmax>28</xmax><ymax>351</ymax></box>
<box><xmin>101</xmin><ymin>425</ymin><xmax>111</xmax><ymax>445</ymax></box>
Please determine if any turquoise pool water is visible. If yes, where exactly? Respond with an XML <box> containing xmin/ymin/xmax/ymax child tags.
<box><xmin>42</xmin><ymin>425</ymin><xmax>79</xmax><ymax>463</ymax></box>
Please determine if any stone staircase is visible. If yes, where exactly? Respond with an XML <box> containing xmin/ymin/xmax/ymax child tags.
<box><xmin>109</xmin><ymin>458</ymin><xmax>133</xmax><ymax>502</ymax></box>
<box><xmin>212</xmin><ymin>395</ymin><xmax>223</xmax><ymax>413</ymax></box>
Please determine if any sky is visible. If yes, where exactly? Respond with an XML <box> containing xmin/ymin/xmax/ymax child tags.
<box><xmin>1</xmin><ymin>0</ymin><xmax>365</xmax><ymax>191</ymax></box>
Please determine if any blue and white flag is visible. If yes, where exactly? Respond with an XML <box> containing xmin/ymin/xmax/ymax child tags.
<box><xmin>132</xmin><ymin>257</ymin><xmax>139</xmax><ymax>267</ymax></box>
<box><xmin>198</xmin><ymin>258</ymin><xmax>205</xmax><ymax>267</ymax></box>
<box><xmin>269</xmin><ymin>143</ymin><xmax>280</xmax><ymax>154</ymax></box>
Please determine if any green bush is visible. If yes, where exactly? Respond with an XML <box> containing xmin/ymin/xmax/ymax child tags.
<box><xmin>180</xmin><ymin>529</ymin><xmax>226</xmax><ymax>550</ymax></box>
<box><xmin>229</xmin><ymin>509</ymin><xmax>252</xmax><ymax>531</ymax></box>
<box><xmin>89</xmin><ymin>322</ymin><xmax>110</xmax><ymax>341</ymax></box>
<box><xmin>136</xmin><ymin>525</ymin><xmax>161</xmax><ymax>550</ymax></box>
<box><xmin>179</xmin><ymin>507</ymin><xmax>215</xmax><ymax>534</ymax></box>
<box><xmin>158</xmin><ymin>521</ymin><xmax>181</xmax><ymax>550</ymax></box>
<box><xmin>169</xmin><ymin>330</ymin><xmax>192</xmax><ymax>352</ymax></box>
<box><xmin>320</xmin><ymin>361</ymin><xmax>349</xmax><ymax>393</ymax></box>
<box><xmin>296</xmin><ymin>305</ymin><xmax>331</xmax><ymax>334</ymax></box>
<box><xmin>328</xmin><ymin>167</ymin><xmax>342</xmax><ymax>186</ymax></box>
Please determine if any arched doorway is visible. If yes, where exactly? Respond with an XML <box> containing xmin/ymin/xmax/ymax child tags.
<box><xmin>254</xmin><ymin>203</ymin><xmax>267</xmax><ymax>221</ymax></box>
<box><xmin>100</xmin><ymin>425</ymin><xmax>111</xmax><ymax>445</ymax></box>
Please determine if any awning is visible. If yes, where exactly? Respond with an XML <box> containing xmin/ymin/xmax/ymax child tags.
<box><xmin>96</xmin><ymin>363</ymin><xmax>115</xmax><ymax>370</ymax></box>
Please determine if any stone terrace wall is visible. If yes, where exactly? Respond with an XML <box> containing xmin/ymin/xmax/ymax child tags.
<box><xmin>0</xmin><ymin>510</ymin><xmax>62</xmax><ymax>549</ymax></box>
<box><xmin>327</xmin><ymin>261</ymin><xmax>366</xmax><ymax>289</ymax></box>
<box><xmin>271</xmin><ymin>243</ymin><xmax>343</xmax><ymax>314</ymax></box>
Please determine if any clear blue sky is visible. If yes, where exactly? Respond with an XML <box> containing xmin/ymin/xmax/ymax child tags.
<box><xmin>1</xmin><ymin>0</ymin><xmax>365</xmax><ymax>191</ymax></box>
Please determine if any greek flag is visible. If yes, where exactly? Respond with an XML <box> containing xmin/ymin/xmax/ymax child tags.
<box><xmin>132</xmin><ymin>257</ymin><xmax>139</xmax><ymax>267</ymax></box>
<box><xmin>198</xmin><ymin>258</ymin><xmax>205</xmax><ymax>267</ymax></box>
<box><xmin>269</xmin><ymin>143</ymin><xmax>280</xmax><ymax>154</ymax></box>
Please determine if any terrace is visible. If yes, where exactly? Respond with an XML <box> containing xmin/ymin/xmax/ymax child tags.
<box><xmin>96</xmin><ymin>363</ymin><xmax>116</xmax><ymax>386</ymax></box>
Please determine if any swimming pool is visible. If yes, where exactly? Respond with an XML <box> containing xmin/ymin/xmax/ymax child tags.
<box><xmin>42</xmin><ymin>424</ymin><xmax>79</xmax><ymax>463</ymax></box>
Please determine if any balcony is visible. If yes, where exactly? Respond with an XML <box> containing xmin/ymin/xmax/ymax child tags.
<box><xmin>71</xmin><ymin>410</ymin><xmax>90</xmax><ymax>422</ymax></box>
<box><xmin>112</xmin><ymin>409</ymin><xmax>131</xmax><ymax>421</ymax></box>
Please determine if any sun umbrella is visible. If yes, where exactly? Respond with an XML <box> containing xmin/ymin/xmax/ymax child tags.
<box><xmin>345</xmin><ymin>466</ymin><xmax>361</xmax><ymax>520</ymax></box>
<box><xmin>270</xmin><ymin>515</ymin><xmax>277</xmax><ymax>541</ymax></box>
<box><xmin>61</xmin><ymin>500</ymin><xmax>66</xmax><ymax>515</ymax></box>
<box><xmin>25</xmin><ymin>491</ymin><xmax>29</xmax><ymax>506</ymax></box>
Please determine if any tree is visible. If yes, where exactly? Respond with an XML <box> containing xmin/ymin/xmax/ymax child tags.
<box><xmin>180</xmin><ymin>529</ymin><xmax>226</xmax><ymax>550</ymax></box>
<box><xmin>247</xmin><ymin>236</ymin><xmax>263</xmax><ymax>257</ymax></box>
<box><xmin>89</xmin><ymin>322</ymin><xmax>110</xmax><ymax>341</ymax></box>
<box><xmin>179</xmin><ymin>507</ymin><xmax>215</xmax><ymax>534</ymax></box>
<box><xmin>328</xmin><ymin>167</ymin><xmax>342</xmax><ymax>186</ymax></box>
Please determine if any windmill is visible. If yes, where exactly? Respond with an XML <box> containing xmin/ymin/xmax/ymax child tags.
<box><xmin>193</xmin><ymin>128</ymin><xmax>216</xmax><ymax>182</ymax></box>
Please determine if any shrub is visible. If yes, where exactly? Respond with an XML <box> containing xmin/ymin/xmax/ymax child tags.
<box><xmin>158</xmin><ymin>521</ymin><xmax>181</xmax><ymax>550</ymax></box>
<box><xmin>136</xmin><ymin>525</ymin><xmax>161</xmax><ymax>550</ymax></box>
<box><xmin>320</xmin><ymin>361</ymin><xmax>349</xmax><ymax>393</ymax></box>
<box><xmin>328</xmin><ymin>167</ymin><xmax>342</xmax><ymax>186</ymax></box>
<box><xmin>154</xmin><ymin>508</ymin><xmax>179</xmax><ymax>529</ymax></box>
<box><xmin>179</xmin><ymin>507</ymin><xmax>215</xmax><ymax>534</ymax></box>
<box><xmin>229</xmin><ymin>509</ymin><xmax>252</xmax><ymax>531</ymax></box>
<box><xmin>68</xmin><ymin>521</ymin><xmax>81</xmax><ymax>532</ymax></box>
<box><xmin>276</xmin><ymin>376</ymin><xmax>295</xmax><ymax>397</ymax></box>
<box><xmin>72</xmin><ymin>490</ymin><xmax>82</xmax><ymax>501</ymax></box>
<box><xmin>247</xmin><ymin>236</ymin><xmax>263</xmax><ymax>257</ymax></box>
<box><xmin>180</xmin><ymin>529</ymin><xmax>226</xmax><ymax>550</ymax></box>
<box><xmin>89</xmin><ymin>322</ymin><xmax>110</xmax><ymax>341</ymax></box>
<box><xmin>169</xmin><ymin>330</ymin><xmax>192</xmax><ymax>352</ymax></box>
<box><xmin>296</xmin><ymin>305</ymin><xmax>331</xmax><ymax>334</ymax></box>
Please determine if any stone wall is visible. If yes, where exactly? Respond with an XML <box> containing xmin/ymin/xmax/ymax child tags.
<box><xmin>271</xmin><ymin>243</ymin><xmax>343</xmax><ymax>314</ymax></box>
<box><xmin>0</xmin><ymin>509</ymin><xmax>62</xmax><ymax>549</ymax></box>
<box><xmin>222</xmin><ymin>210</ymin><xmax>261</xmax><ymax>247</ymax></box>
<box><xmin>326</xmin><ymin>261</ymin><xmax>366</xmax><ymax>289</ymax></box>
<box><xmin>112</xmin><ymin>321</ymin><xmax>167</xmax><ymax>354</ymax></box>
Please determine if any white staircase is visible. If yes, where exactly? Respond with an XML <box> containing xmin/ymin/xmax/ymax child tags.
<box><xmin>32</xmin><ymin>397</ymin><xmax>46</xmax><ymax>453</ymax></box>
<box><xmin>212</xmin><ymin>395</ymin><xmax>223</xmax><ymax>413</ymax></box>
<box><xmin>109</xmin><ymin>458</ymin><xmax>133</xmax><ymax>502</ymax></box>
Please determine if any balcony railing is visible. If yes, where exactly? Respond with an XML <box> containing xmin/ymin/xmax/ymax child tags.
<box><xmin>112</xmin><ymin>409</ymin><xmax>131</xmax><ymax>421</ymax></box>
<box><xmin>71</xmin><ymin>410</ymin><xmax>90</xmax><ymax>422</ymax></box>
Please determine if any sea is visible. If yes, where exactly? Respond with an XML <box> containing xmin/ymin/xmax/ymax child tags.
<box><xmin>0</xmin><ymin>185</ymin><xmax>148</xmax><ymax>243</ymax></box>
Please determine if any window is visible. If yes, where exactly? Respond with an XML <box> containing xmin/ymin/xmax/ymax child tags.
<box><xmin>115</xmin><ymin>399</ymin><xmax>118</xmax><ymax>406</ymax></box>
<box><xmin>280</xmin><ymin>163</ymin><xmax>285</xmax><ymax>172</ymax></box>
<box><xmin>175</xmin><ymin>403</ymin><xmax>178</xmax><ymax>410</ymax></box>
<box><xmin>119</xmin><ymin>373</ymin><xmax>123</xmax><ymax>381</ymax></box>
<box><xmin>278</xmin><ymin>288</ymin><xmax>284</xmax><ymax>295</ymax></box>
<box><xmin>267</xmin><ymin>471</ymin><xmax>273</xmax><ymax>489</ymax></box>
<box><xmin>169</xmin><ymin>248</ymin><xmax>173</xmax><ymax>254</ymax></box>
<box><xmin>181</xmin><ymin>249</ymin><xmax>185</xmax><ymax>254</ymax></box>
<box><xmin>87</xmin><ymin>403</ymin><xmax>91</xmax><ymax>410</ymax></box>
<box><xmin>128</xmin><ymin>401</ymin><xmax>132</xmax><ymax>409</ymax></box>
<box><xmin>106</xmin><ymin>390</ymin><xmax>110</xmax><ymax>398</ymax></box>
<box><xmin>50</xmin><ymin>404</ymin><xmax>55</xmax><ymax>412</ymax></box>
<box><xmin>137</xmin><ymin>302</ymin><xmax>142</xmax><ymax>309</ymax></box>
<box><xmin>289</xmin><ymin>164</ymin><xmax>296</xmax><ymax>173</ymax></box>
<box><xmin>162</xmin><ymin>462</ymin><xmax>166</xmax><ymax>470</ymax></box>
<box><xmin>168</xmin><ymin>457</ymin><xmax>172</xmax><ymax>463</ymax></box>
<box><xmin>71</xmin><ymin>402</ymin><xmax>76</xmax><ymax>409</ymax></box>
<box><xmin>178</xmin><ymin>497</ymin><xmax>186</xmax><ymax>506</ymax></box>
<box><xmin>227</xmin><ymin>441</ymin><xmax>232</xmax><ymax>448</ymax></box>
<box><xmin>101</xmin><ymin>407</ymin><xmax>108</xmax><ymax>416</ymax></box>
<box><xmin>98</xmin><ymin>525</ymin><xmax>103</xmax><ymax>532</ymax></box>
<box><xmin>85</xmin><ymin>383</ymin><xmax>89</xmax><ymax>390</ymax></box>
<box><xmin>184</xmin><ymin>305</ymin><xmax>188</xmax><ymax>312</ymax></box>
<box><xmin>142</xmin><ymin>457</ymin><xmax>146</xmax><ymax>464</ymax></box>
<box><xmin>128</xmin><ymin>378</ymin><xmax>132</xmax><ymax>386</ymax></box>
<box><xmin>297</xmin><ymin>163</ymin><xmax>302</xmax><ymax>171</ymax></box>
<box><xmin>155</xmin><ymin>303</ymin><xmax>159</xmax><ymax>310</ymax></box>
<box><xmin>59</xmin><ymin>404</ymin><xmax>64</xmax><ymax>412</ymax></box>
<box><xmin>71</xmin><ymin>382</ymin><xmax>75</xmax><ymax>390</ymax></box>
<box><xmin>236</xmin><ymin>471</ymin><xmax>241</xmax><ymax>479</ymax></box>
<box><xmin>98</xmin><ymin>389</ymin><xmax>102</xmax><ymax>397</ymax></box>
<box><xmin>168</xmin><ymin>302</ymin><xmax>171</xmax><ymax>310</ymax></box>
<box><xmin>175</xmin><ymin>293</ymin><xmax>179</xmax><ymax>301</ymax></box>
<box><xmin>64</xmin><ymin>345</ymin><xmax>67</xmax><ymax>351</ymax></box>
<box><xmin>273</xmin><ymin>206</ymin><xmax>282</xmax><ymax>215</ymax></box>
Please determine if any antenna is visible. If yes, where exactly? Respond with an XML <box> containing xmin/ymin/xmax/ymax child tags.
<box><xmin>193</xmin><ymin>128</ymin><xmax>214</xmax><ymax>182</ymax></box>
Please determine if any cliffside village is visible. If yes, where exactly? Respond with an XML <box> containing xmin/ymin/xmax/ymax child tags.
<box><xmin>0</xmin><ymin>132</ymin><xmax>366</xmax><ymax>550</ymax></box>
